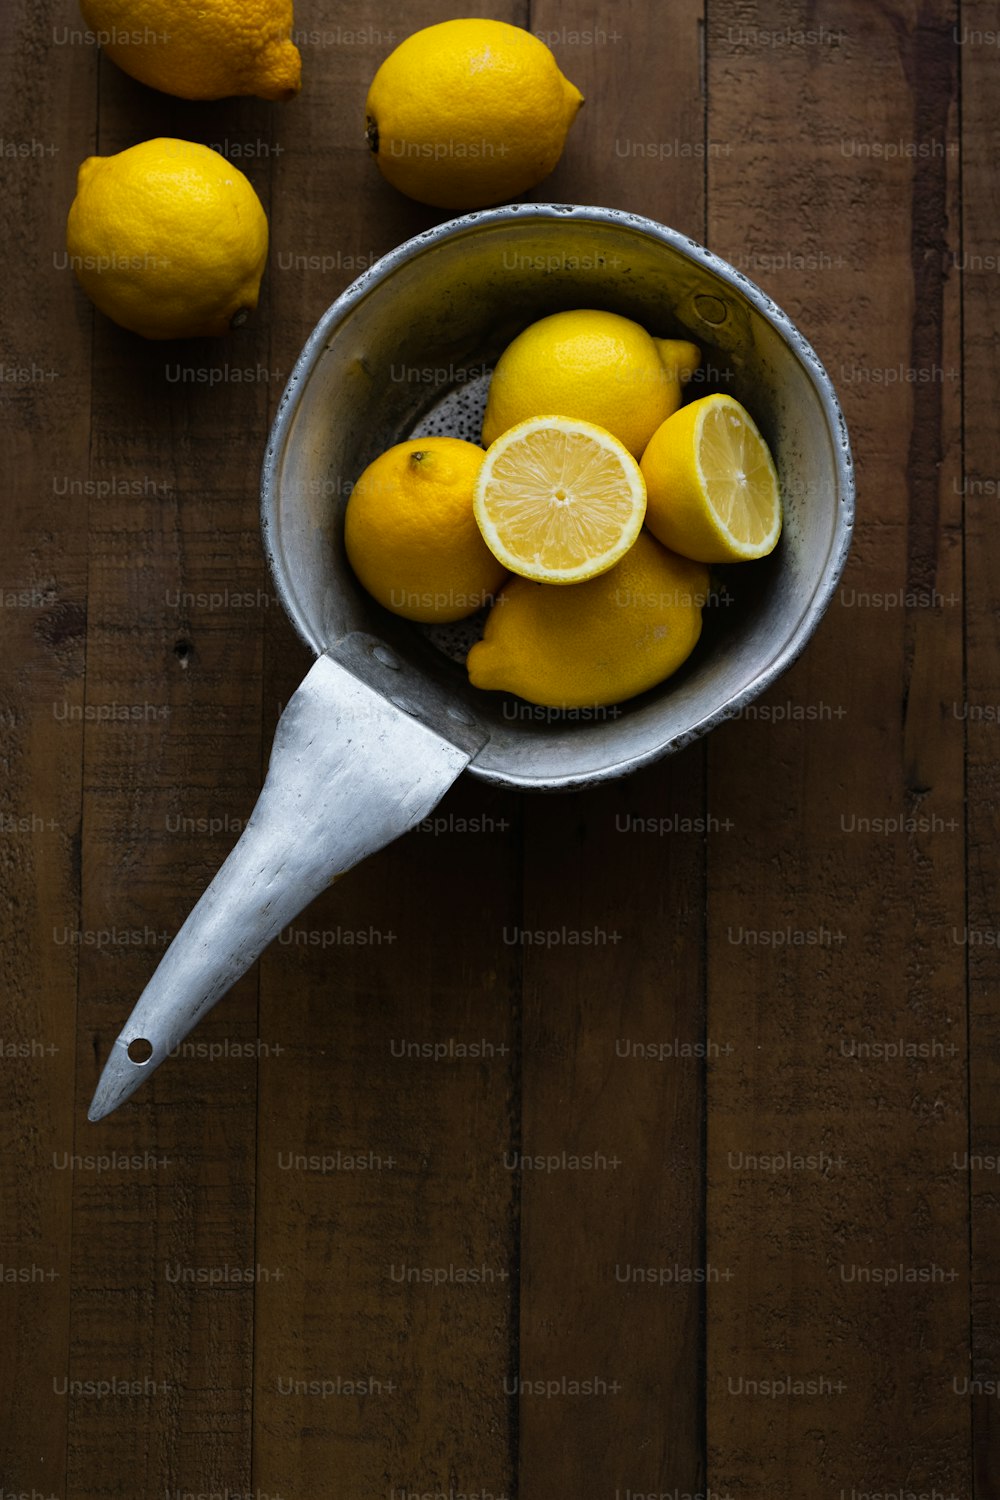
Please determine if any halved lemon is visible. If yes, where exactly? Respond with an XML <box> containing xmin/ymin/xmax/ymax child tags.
<box><xmin>640</xmin><ymin>393</ymin><xmax>782</xmax><ymax>563</ymax></box>
<box><xmin>473</xmin><ymin>416</ymin><xmax>647</xmax><ymax>584</ymax></box>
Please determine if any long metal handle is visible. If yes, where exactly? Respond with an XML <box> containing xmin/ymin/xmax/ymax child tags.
<box><xmin>88</xmin><ymin>650</ymin><xmax>477</xmax><ymax>1121</ymax></box>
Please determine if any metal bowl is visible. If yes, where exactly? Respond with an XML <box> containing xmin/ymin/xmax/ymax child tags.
<box><xmin>89</xmin><ymin>206</ymin><xmax>855</xmax><ymax>1120</ymax></box>
<box><xmin>262</xmin><ymin>203</ymin><xmax>854</xmax><ymax>791</ymax></box>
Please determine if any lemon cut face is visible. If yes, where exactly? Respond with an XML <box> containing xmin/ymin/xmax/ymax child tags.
<box><xmin>696</xmin><ymin>396</ymin><xmax>782</xmax><ymax>555</ymax></box>
<box><xmin>473</xmin><ymin>417</ymin><xmax>647</xmax><ymax>585</ymax></box>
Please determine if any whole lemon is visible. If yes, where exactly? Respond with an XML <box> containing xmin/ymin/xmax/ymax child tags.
<box><xmin>482</xmin><ymin>310</ymin><xmax>701</xmax><ymax>459</ymax></box>
<box><xmin>467</xmin><ymin>530</ymin><xmax>709</xmax><ymax>709</ymax></box>
<box><xmin>345</xmin><ymin>438</ymin><xmax>508</xmax><ymax>624</ymax></box>
<box><xmin>78</xmin><ymin>0</ymin><xmax>301</xmax><ymax>100</ymax></box>
<box><xmin>66</xmin><ymin>139</ymin><xmax>269</xmax><ymax>340</ymax></box>
<box><xmin>365</xmin><ymin>19</ymin><xmax>583</xmax><ymax>210</ymax></box>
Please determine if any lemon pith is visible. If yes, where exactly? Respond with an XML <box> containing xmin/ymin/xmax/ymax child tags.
<box><xmin>365</xmin><ymin>19</ymin><xmax>583</xmax><ymax>210</ymax></box>
<box><xmin>473</xmin><ymin>417</ymin><xmax>647</xmax><ymax>585</ymax></box>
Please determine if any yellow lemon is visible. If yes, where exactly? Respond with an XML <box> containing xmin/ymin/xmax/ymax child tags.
<box><xmin>365</xmin><ymin>19</ymin><xmax>583</xmax><ymax>210</ymax></box>
<box><xmin>473</xmin><ymin>416</ymin><xmax>646</xmax><ymax>584</ymax></box>
<box><xmin>482</xmin><ymin>310</ymin><xmax>700</xmax><ymax>458</ymax></box>
<box><xmin>345</xmin><ymin>438</ymin><xmax>507</xmax><ymax>624</ymax></box>
<box><xmin>66</xmin><ymin>139</ymin><xmax>269</xmax><ymax>340</ymax></box>
<box><xmin>78</xmin><ymin>0</ymin><xmax>301</xmax><ymax>100</ymax></box>
<box><xmin>641</xmin><ymin>394</ymin><xmax>782</xmax><ymax>562</ymax></box>
<box><xmin>467</xmin><ymin>531</ymin><xmax>709</xmax><ymax>709</ymax></box>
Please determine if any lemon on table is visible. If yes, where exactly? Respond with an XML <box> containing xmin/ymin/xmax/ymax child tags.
<box><xmin>345</xmin><ymin>438</ymin><xmax>507</xmax><ymax>624</ymax></box>
<box><xmin>641</xmin><ymin>394</ymin><xmax>782</xmax><ymax>563</ymax></box>
<box><xmin>66</xmin><ymin>139</ymin><xmax>269</xmax><ymax>340</ymax></box>
<box><xmin>473</xmin><ymin>416</ymin><xmax>646</xmax><ymax>585</ymax></box>
<box><xmin>482</xmin><ymin>310</ymin><xmax>701</xmax><ymax>459</ymax></box>
<box><xmin>79</xmin><ymin>0</ymin><xmax>301</xmax><ymax>100</ymax></box>
<box><xmin>365</xmin><ymin>19</ymin><xmax>583</xmax><ymax>210</ymax></box>
<box><xmin>467</xmin><ymin>531</ymin><xmax>709</xmax><ymax>709</ymax></box>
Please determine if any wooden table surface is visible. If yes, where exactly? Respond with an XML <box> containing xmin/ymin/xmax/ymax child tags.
<box><xmin>2</xmin><ymin>0</ymin><xmax>996</xmax><ymax>1496</ymax></box>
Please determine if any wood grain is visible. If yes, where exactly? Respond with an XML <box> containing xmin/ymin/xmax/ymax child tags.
<box><xmin>253</xmin><ymin>4</ymin><xmax>525</xmax><ymax>1496</ymax></box>
<box><xmin>958</xmin><ymin>1</ymin><xmax>1000</xmax><ymax>1491</ymax></box>
<box><xmin>63</xmin><ymin>64</ymin><xmax>277</xmax><ymax>1500</ymax></box>
<box><xmin>0</xmin><ymin>2</ymin><xmax>95</xmax><ymax>1491</ymax></box>
<box><xmin>0</xmin><ymin>1</ymin><xmax>992</xmax><ymax>1496</ymax></box>
<box><xmin>706</xmin><ymin>1</ymin><xmax>968</xmax><ymax>1496</ymax></box>
<box><xmin>517</xmin><ymin>2</ymin><xmax>708</xmax><ymax>1494</ymax></box>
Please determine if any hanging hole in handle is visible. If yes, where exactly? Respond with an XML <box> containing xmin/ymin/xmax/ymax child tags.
<box><xmin>127</xmin><ymin>1037</ymin><xmax>154</xmax><ymax>1065</ymax></box>
<box><xmin>694</xmin><ymin>294</ymin><xmax>729</xmax><ymax>326</ymax></box>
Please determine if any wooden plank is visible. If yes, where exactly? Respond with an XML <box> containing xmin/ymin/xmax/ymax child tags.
<box><xmin>706</xmin><ymin>2</ymin><xmax>968</xmax><ymax>1496</ymax></box>
<box><xmin>64</xmin><ymin>67</ymin><xmax>276</xmax><ymax>1499</ymax></box>
<box><xmin>0</xmin><ymin>3</ymin><xmax>95</xmax><ymax>1493</ymax></box>
<box><xmin>958</xmin><ymin>1</ymin><xmax>1000</xmax><ymax>1490</ymax></box>
<box><xmin>4</xmin><ymin>0</ymin><xmax>989</xmax><ymax>1495</ymax></box>
<box><xmin>516</xmin><ymin>1</ymin><xmax>708</xmax><ymax>1493</ymax></box>
<box><xmin>253</xmin><ymin>795</ymin><xmax>522</xmax><ymax>1500</ymax></box>
<box><xmin>253</xmin><ymin>3</ymin><xmax>526</xmax><ymax>1496</ymax></box>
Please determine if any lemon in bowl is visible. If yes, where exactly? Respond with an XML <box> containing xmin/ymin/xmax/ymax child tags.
<box><xmin>641</xmin><ymin>394</ymin><xmax>782</xmax><ymax>563</ymax></box>
<box><xmin>482</xmin><ymin>309</ymin><xmax>700</xmax><ymax>459</ymax></box>
<box><xmin>344</xmin><ymin>438</ymin><xmax>507</xmax><ymax>624</ymax></box>
<box><xmin>473</xmin><ymin>416</ymin><xmax>647</xmax><ymax>585</ymax></box>
<box><xmin>467</xmin><ymin>532</ymin><xmax>709</xmax><ymax>710</ymax></box>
